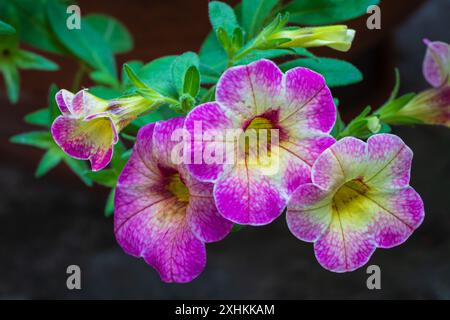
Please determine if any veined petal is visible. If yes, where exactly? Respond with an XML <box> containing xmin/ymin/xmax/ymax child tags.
<box><xmin>281</xmin><ymin>67</ymin><xmax>336</xmax><ymax>134</ymax></box>
<box><xmin>216</xmin><ymin>59</ymin><xmax>283</xmax><ymax>120</ymax></box>
<box><xmin>423</xmin><ymin>39</ymin><xmax>450</xmax><ymax>88</ymax></box>
<box><xmin>287</xmin><ymin>183</ymin><xmax>333</xmax><ymax>242</ymax></box>
<box><xmin>51</xmin><ymin>115</ymin><xmax>115</xmax><ymax>171</ymax></box>
<box><xmin>365</xmin><ymin>134</ymin><xmax>413</xmax><ymax>190</ymax></box>
<box><xmin>214</xmin><ymin>164</ymin><xmax>286</xmax><ymax>225</ymax></box>
<box><xmin>55</xmin><ymin>89</ymin><xmax>74</xmax><ymax>115</ymax></box>
<box><xmin>367</xmin><ymin>187</ymin><xmax>424</xmax><ymax>248</ymax></box>
<box><xmin>312</xmin><ymin>137</ymin><xmax>367</xmax><ymax>190</ymax></box>
<box><xmin>152</xmin><ymin>117</ymin><xmax>186</xmax><ymax>170</ymax></box>
<box><xmin>184</xmin><ymin>102</ymin><xmax>235</xmax><ymax>182</ymax></box>
<box><xmin>71</xmin><ymin>89</ymin><xmax>108</xmax><ymax>116</ymax></box>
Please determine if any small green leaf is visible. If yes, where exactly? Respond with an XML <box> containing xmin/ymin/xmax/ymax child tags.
<box><xmin>25</xmin><ymin>108</ymin><xmax>50</xmax><ymax>127</ymax></box>
<box><xmin>90</xmin><ymin>70</ymin><xmax>120</xmax><ymax>88</ymax></box>
<box><xmin>330</xmin><ymin>110</ymin><xmax>345</xmax><ymax>138</ymax></box>
<box><xmin>285</xmin><ymin>0</ymin><xmax>380</xmax><ymax>25</ymax></box>
<box><xmin>35</xmin><ymin>147</ymin><xmax>62</xmax><ymax>178</ymax></box>
<box><xmin>280</xmin><ymin>58</ymin><xmax>362</xmax><ymax>87</ymax></box>
<box><xmin>241</xmin><ymin>0</ymin><xmax>278</xmax><ymax>39</ymax></box>
<box><xmin>183</xmin><ymin>65</ymin><xmax>200</xmax><ymax>97</ymax></box>
<box><xmin>232</xmin><ymin>224</ymin><xmax>246</xmax><ymax>232</ymax></box>
<box><xmin>209</xmin><ymin>1</ymin><xmax>240</xmax><ymax>36</ymax></box>
<box><xmin>10</xmin><ymin>131</ymin><xmax>53</xmax><ymax>149</ymax></box>
<box><xmin>0</xmin><ymin>19</ymin><xmax>15</xmax><ymax>34</ymax></box>
<box><xmin>104</xmin><ymin>188</ymin><xmax>116</xmax><ymax>217</ymax></box>
<box><xmin>15</xmin><ymin>49</ymin><xmax>58</xmax><ymax>71</ymax></box>
<box><xmin>48</xmin><ymin>83</ymin><xmax>60</xmax><ymax>123</ymax></box>
<box><xmin>137</xmin><ymin>56</ymin><xmax>178</xmax><ymax>98</ymax></box>
<box><xmin>89</xmin><ymin>86</ymin><xmax>122</xmax><ymax>100</ymax></box>
<box><xmin>171</xmin><ymin>52</ymin><xmax>200</xmax><ymax>96</ymax></box>
<box><xmin>121</xmin><ymin>60</ymin><xmax>143</xmax><ymax>86</ymax></box>
<box><xmin>123</xmin><ymin>63</ymin><xmax>148</xmax><ymax>89</ymax></box>
<box><xmin>1</xmin><ymin>63</ymin><xmax>20</xmax><ymax>103</ymax></box>
<box><xmin>84</xmin><ymin>14</ymin><xmax>133</xmax><ymax>54</ymax></box>
<box><xmin>85</xmin><ymin>169</ymin><xmax>118</xmax><ymax>188</ymax></box>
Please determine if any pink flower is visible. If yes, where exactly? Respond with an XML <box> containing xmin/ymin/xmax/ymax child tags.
<box><xmin>114</xmin><ymin>117</ymin><xmax>232</xmax><ymax>283</ymax></box>
<box><xmin>423</xmin><ymin>39</ymin><xmax>450</xmax><ymax>88</ymax></box>
<box><xmin>184</xmin><ymin>59</ymin><xmax>336</xmax><ymax>225</ymax></box>
<box><xmin>287</xmin><ymin>134</ymin><xmax>424</xmax><ymax>272</ymax></box>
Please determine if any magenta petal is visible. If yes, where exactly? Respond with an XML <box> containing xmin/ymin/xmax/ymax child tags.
<box><xmin>216</xmin><ymin>59</ymin><xmax>284</xmax><ymax>119</ymax></box>
<box><xmin>184</xmin><ymin>102</ymin><xmax>234</xmax><ymax>182</ymax></box>
<box><xmin>152</xmin><ymin>117</ymin><xmax>186</xmax><ymax>169</ymax></box>
<box><xmin>281</xmin><ymin>67</ymin><xmax>336</xmax><ymax>134</ymax></box>
<box><xmin>214</xmin><ymin>166</ymin><xmax>286</xmax><ymax>225</ymax></box>
<box><xmin>55</xmin><ymin>89</ymin><xmax>73</xmax><ymax>115</ymax></box>
<box><xmin>423</xmin><ymin>39</ymin><xmax>450</xmax><ymax>88</ymax></box>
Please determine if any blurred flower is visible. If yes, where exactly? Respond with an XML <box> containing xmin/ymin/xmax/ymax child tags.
<box><xmin>184</xmin><ymin>59</ymin><xmax>336</xmax><ymax>225</ymax></box>
<box><xmin>395</xmin><ymin>86</ymin><xmax>450</xmax><ymax>127</ymax></box>
<box><xmin>423</xmin><ymin>39</ymin><xmax>450</xmax><ymax>88</ymax></box>
<box><xmin>269</xmin><ymin>25</ymin><xmax>355</xmax><ymax>52</ymax></box>
<box><xmin>114</xmin><ymin>118</ymin><xmax>232</xmax><ymax>283</ymax></box>
<box><xmin>51</xmin><ymin>89</ymin><xmax>157</xmax><ymax>171</ymax></box>
<box><xmin>287</xmin><ymin>134</ymin><xmax>424</xmax><ymax>273</ymax></box>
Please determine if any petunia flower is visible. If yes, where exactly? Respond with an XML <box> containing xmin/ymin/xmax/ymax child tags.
<box><xmin>51</xmin><ymin>89</ymin><xmax>159</xmax><ymax>171</ymax></box>
<box><xmin>114</xmin><ymin>117</ymin><xmax>233</xmax><ymax>283</ymax></box>
<box><xmin>269</xmin><ymin>25</ymin><xmax>356</xmax><ymax>52</ymax></box>
<box><xmin>286</xmin><ymin>134</ymin><xmax>424</xmax><ymax>272</ymax></box>
<box><xmin>422</xmin><ymin>39</ymin><xmax>450</xmax><ymax>88</ymax></box>
<box><xmin>184</xmin><ymin>59</ymin><xmax>336</xmax><ymax>225</ymax></box>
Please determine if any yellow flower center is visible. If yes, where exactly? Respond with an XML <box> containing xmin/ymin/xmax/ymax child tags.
<box><xmin>332</xmin><ymin>179</ymin><xmax>370</xmax><ymax>219</ymax></box>
<box><xmin>166</xmin><ymin>173</ymin><xmax>190</xmax><ymax>202</ymax></box>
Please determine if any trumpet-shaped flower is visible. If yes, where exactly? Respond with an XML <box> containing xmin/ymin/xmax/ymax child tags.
<box><xmin>269</xmin><ymin>25</ymin><xmax>355</xmax><ymax>52</ymax></box>
<box><xmin>184</xmin><ymin>59</ymin><xmax>336</xmax><ymax>225</ymax></box>
<box><xmin>287</xmin><ymin>134</ymin><xmax>424</xmax><ymax>272</ymax></box>
<box><xmin>114</xmin><ymin>117</ymin><xmax>233</xmax><ymax>283</ymax></box>
<box><xmin>423</xmin><ymin>39</ymin><xmax>450</xmax><ymax>88</ymax></box>
<box><xmin>51</xmin><ymin>89</ymin><xmax>155</xmax><ymax>171</ymax></box>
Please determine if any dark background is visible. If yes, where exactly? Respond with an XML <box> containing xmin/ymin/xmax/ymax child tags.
<box><xmin>0</xmin><ymin>0</ymin><xmax>449</xmax><ymax>299</ymax></box>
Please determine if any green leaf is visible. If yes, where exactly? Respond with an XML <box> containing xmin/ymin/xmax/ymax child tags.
<box><xmin>89</xmin><ymin>86</ymin><xmax>121</xmax><ymax>99</ymax></box>
<box><xmin>0</xmin><ymin>19</ymin><xmax>15</xmax><ymax>34</ymax></box>
<box><xmin>85</xmin><ymin>169</ymin><xmax>118</xmax><ymax>188</ymax></box>
<box><xmin>241</xmin><ymin>0</ymin><xmax>278</xmax><ymax>39</ymax></box>
<box><xmin>209</xmin><ymin>1</ymin><xmax>240</xmax><ymax>36</ymax></box>
<box><xmin>330</xmin><ymin>110</ymin><xmax>345</xmax><ymax>138</ymax></box>
<box><xmin>232</xmin><ymin>224</ymin><xmax>246</xmax><ymax>232</ymax></box>
<box><xmin>85</xmin><ymin>14</ymin><xmax>133</xmax><ymax>54</ymax></box>
<box><xmin>46</xmin><ymin>1</ymin><xmax>116</xmax><ymax>77</ymax></box>
<box><xmin>137</xmin><ymin>56</ymin><xmax>178</xmax><ymax>98</ymax></box>
<box><xmin>90</xmin><ymin>70</ymin><xmax>120</xmax><ymax>88</ymax></box>
<box><xmin>24</xmin><ymin>108</ymin><xmax>50</xmax><ymax>127</ymax></box>
<box><xmin>183</xmin><ymin>65</ymin><xmax>200</xmax><ymax>97</ymax></box>
<box><xmin>121</xmin><ymin>60</ymin><xmax>143</xmax><ymax>86</ymax></box>
<box><xmin>48</xmin><ymin>83</ymin><xmax>60</xmax><ymax>123</ymax></box>
<box><xmin>199</xmin><ymin>32</ymin><xmax>228</xmax><ymax>76</ymax></box>
<box><xmin>63</xmin><ymin>157</ymin><xmax>93</xmax><ymax>187</ymax></box>
<box><xmin>285</xmin><ymin>0</ymin><xmax>380</xmax><ymax>25</ymax></box>
<box><xmin>1</xmin><ymin>63</ymin><xmax>19</xmax><ymax>103</ymax></box>
<box><xmin>280</xmin><ymin>58</ymin><xmax>362</xmax><ymax>87</ymax></box>
<box><xmin>10</xmin><ymin>131</ymin><xmax>54</xmax><ymax>149</ymax></box>
<box><xmin>15</xmin><ymin>50</ymin><xmax>58</xmax><ymax>71</ymax></box>
<box><xmin>376</xmin><ymin>93</ymin><xmax>416</xmax><ymax>118</ymax></box>
<box><xmin>104</xmin><ymin>188</ymin><xmax>115</xmax><ymax>217</ymax></box>
<box><xmin>171</xmin><ymin>52</ymin><xmax>200</xmax><ymax>96</ymax></box>
<box><xmin>35</xmin><ymin>147</ymin><xmax>62</xmax><ymax>178</ymax></box>
<box><xmin>123</xmin><ymin>63</ymin><xmax>148</xmax><ymax>89</ymax></box>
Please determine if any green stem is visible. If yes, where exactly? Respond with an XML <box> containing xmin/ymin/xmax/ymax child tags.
<box><xmin>71</xmin><ymin>63</ymin><xmax>87</xmax><ymax>92</ymax></box>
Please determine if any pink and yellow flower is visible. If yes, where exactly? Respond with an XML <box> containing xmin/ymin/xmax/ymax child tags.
<box><xmin>114</xmin><ymin>117</ymin><xmax>233</xmax><ymax>283</ymax></box>
<box><xmin>184</xmin><ymin>59</ymin><xmax>336</xmax><ymax>225</ymax></box>
<box><xmin>287</xmin><ymin>134</ymin><xmax>424</xmax><ymax>272</ymax></box>
<box><xmin>51</xmin><ymin>89</ymin><xmax>154</xmax><ymax>171</ymax></box>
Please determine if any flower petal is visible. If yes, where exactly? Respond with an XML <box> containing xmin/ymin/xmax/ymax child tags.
<box><xmin>216</xmin><ymin>59</ymin><xmax>283</xmax><ymax>120</ymax></box>
<box><xmin>51</xmin><ymin>115</ymin><xmax>115</xmax><ymax>171</ymax></box>
<box><xmin>214</xmin><ymin>164</ymin><xmax>286</xmax><ymax>225</ymax></box>
<box><xmin>365</xmin><ymin>134</ymin><xmax>413</xmax><ymax>190</ymax></box>
<box><xmin>312</xmin><ymin>137</ymin><xmax>367</xmax><ymax>190</ymax></box>
<box><xmin>152</xmin><ymin>117</ymin><xmax>186</xmax><ymax>169</ymax></box>
<box><xmin>281</xmin><ymin>67</ymin><xmax>336</xmax><ymax>134</ymax></box>
<box><xmin>423</xmin><ymin>39</ymin><xmax>450</xmax><ymax>88</ymax></box>
<box><xmin>55</xmin><ymin>89</ymin><xmax>74</xmax><ymax>115</ymax></box>
<box><xmin>287</xmin><ymin>183</ymin><xmax>333</xmax><ymax>242</ymax></box>
<box><xmin>184</xmin><ymin>102</ymin><xmax>235</xmax><ymax>182</ymax></box>
<box><xmin>367</xmin><ymin>187</ymin><xmax>424</xmax><ymax>248</ymax></box>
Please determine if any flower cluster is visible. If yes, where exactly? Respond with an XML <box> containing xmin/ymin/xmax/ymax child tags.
<box><xmin>52</xmin><ymin>60</ymin><xmax>426</xmax><ymax>283</ymax></box>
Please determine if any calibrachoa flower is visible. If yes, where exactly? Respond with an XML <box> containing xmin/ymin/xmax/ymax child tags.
<box><xmin>422</xmin><ymin>39</ymin><xmax>450</xmax><ymax>88</ymax></box>
<box><xmin>391</xmin><ymin>40</ymin><xmax>450</xmax><ymax>127</ymax></box>
<box><xmin>184</xmin><ymin>59</ymin><xmax>336</xmax><ymax>225</ymax></box>
<box><xmin>114</xmin><ymin>117</ymin><xmax>233</xmax><ymax>283</ymax></box>
<box><xmin>286</xmin><ymin>134</ymin><xmax>424</xmax><ymax>272</ymax></box>
<box><xmin>269</xmin><ymin>25</ymin><xmax>355</xmax><ymax>52</ymax></box>
<box><xmin>51</xmin><ymin>89</ymin><xmax>157</xmax><ymax>171</ymax></box>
